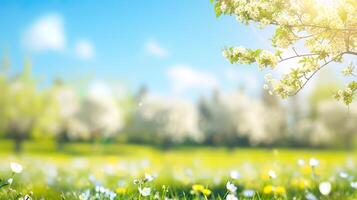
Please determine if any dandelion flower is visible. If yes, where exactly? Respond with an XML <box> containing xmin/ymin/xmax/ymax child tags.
<box><xmin>305</xmin><ymin>192</ymin><xmax>317</xmax><ymax>200</ymax></box>
<box><xmin>230</xmin><ymin>170</ymin><xmax>240</xmax><ymax>179</ymax></box>
<box><xmin>263</xmin><ymin>185</ymin><xmax>274</xmax><ymax>194</ymax></box>
<box><xmin>268</xmin><ymin>170</ymin><xmax>277</xmax><ymax>179</ymax></box>
<box><xmin>192</xmin><ymin>184</ymin><xmax>204</xmax><ymax>192</ymax></box>
<box><xmin>202</xmin><ymin>188</ymin><xmax>211</xmax><ymax>196</ymax></box>
<box><xmin>298</xmin><ymin>179</ymin><xmax>310</xmax><ymax>189</ymax></box>
<box><xmin>297</xmin><ymin>159</ymin><xmax>305</xmax><ymax>166</ymax></box>
<box><xmin>226</xmin><ymin>194</ymin><xmax>238</xmax><ymax>200</ymax></box>
<box><xmin>226</xmin><ymin>181</ymin><xmax>237</xmax><ymax>193</ymax></box>
<box><xmin>309</xmin><ymin>158</ymin><xmax>319</xmax><ymax>168</ymax></box>
<box><xmin>139</xmin><ymin>187</ymin><xmax>151</xmax><ymax>197</ymax></box>
<box><xmin>242</xmin><ymin>189</ymin><xmax>255</xmax><ymax>198</ymax></box>
<box><xmin>350</xmin><ymin>182</ymin><xmax>357</xmax><ymax>189</ymax></box>
<box><xmin>115</xmin><ymin>187</ymin><xmax>127</xmax><ymax>194</ymax></box>
<box><xmin>10</xmin><ymin>162</ymin><xmax>23</xmax><ymax>174</ymax></box>
<box><xmin>275</xmin><ymin>186</ymin><xmax>286</xmax><ymax>195</ymax></box>
<box><xmin>319</xmin><ymin>182</ymin><xmax>331</xmax><ymax>196</ymax></box>
<box><xmin>145</xmin><ymin>173</ymin><xmax>154</xmax><ymax>182</ymax></box>
<box><xmin>339</xmin><ymin>172</ymin><xmax>348</xmax><ymax>179</ymax></box>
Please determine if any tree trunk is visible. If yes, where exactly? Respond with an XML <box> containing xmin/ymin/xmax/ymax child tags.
<box><xmin>56</xmin><ymin>132</ymin><xmax>66</xmax><ymax>151</ymax></box>
<box><xmin>162</xmin><ymin>138</ymin><xmax>173</xmax><ymax>150</ymax></box>
<box><xmin>14</xmin><ymin>136</ymin><xmax>23</xmax><ymax>153</ymax></box>
<box><xmin>91</xmin><ymin>130</ymin><xmax>101</xmax><ymax>152</ymax></box>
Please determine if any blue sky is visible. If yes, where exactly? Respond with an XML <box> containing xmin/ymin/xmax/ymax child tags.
<box><xmin>0</xmin><ymin>0</ymin><xmax>269</xmax><ymax>99</ymax></box>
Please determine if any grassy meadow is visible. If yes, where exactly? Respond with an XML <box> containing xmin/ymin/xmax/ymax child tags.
<box><xmin>0</xmin><ymin>140</ymin><xmax>357</xmax><ymax>199</ymax></box>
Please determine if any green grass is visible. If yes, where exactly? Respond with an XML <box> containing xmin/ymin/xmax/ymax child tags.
<box><xmin>0</xmin><ymin>140</ymin><xmax>356</xmax><ymax>199</ymax></box>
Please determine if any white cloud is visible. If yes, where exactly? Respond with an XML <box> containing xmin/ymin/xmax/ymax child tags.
<box><xmin>167</xmin><ymin>64</ymin><xmax>219</xmax><ymax>94</ymax></box>
<box><xmin>23</xmin><ymin>14</ymin><xmax>65</xmax><ymax>52</ymax></box>
<box><xmin>88</xmin><ymin>80</ymin><xmax>113</xmax><ymax>99</ymax></box>
<box><xmin>224</xmin><ymin>68</ymin><xmax>240</xmax><ymax>82</ymax></box>
<box><xmin>145</xmin><ymin>40</ymin><xmax>168</xmax><ymax>58</ymax></box>
<box><xmin>224</xmin><ymin>68</ymin><xmax>262</xmax><ymax>95</ymax></box>
<box><xmin>74</xmin><ymin>40</ymin><xmax>95</xmax><ymax>60</ymax></box>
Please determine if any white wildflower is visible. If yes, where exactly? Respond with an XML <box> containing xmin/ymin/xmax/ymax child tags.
<box><xmin>19</xmin><ymin>195</ymin><xmax>32</xmax><ymax>200</ymax></box>
<box><xmin>242</xmin><ymin>189</ymin><xmax>255</xmax><ymax>197</ymax></box>
<box><xmin>319</xmin><ymin>181</ymin><xmax>331</xmax><ymax>196</ymax></box>
<box><xmin>10</xmin><ymin>162</ymin><xmax>23</xmax><ymax>174</ymax></box>
<box><xmin>339</xmin><ymin>171</ymin><xmax>348</xmax><ymax>179</ymax></box>
<box><xmin>145</xmin><ymin>173</ymin><xmax>154</xmax><ymax>182</ymax></box>
<box><xmin>268</xmin><ymin>170</ymin><xmax>277</xmax><ymax>179</ymax></box>
<box><xmin>226</xmin><ymin>181</ymin><xmax>237</xmax><ymax>193</ymax></box>
<box><xmin>297</xmin><ymin>159</ymin><xmax>305</xmax><ymax>166</ymax></box>
<box><xmin>305</xmin><ymin>192</ymin><xmax>317</xmax><ymax>200</ymax></box>
<box><xmin>309</xmin><ymin>158</ymin><xmax>319</xmax><ymax>167</ymax></box>
<box><xmin>79</xmin><ymin>190</ymin><xmax>90</xmax><ymax>200</ymax></box>
<box><xmin>351</xmin><ymin>182</ymin><xmax>357</xmax><ymax>189</ymax></box>
<box><xmin>230</xmin><ymin>170</ymin><xmax>240</xmax><ymax>179</ymax></box>
<box><xmin>139</xmin><ymin>187</ymin><xmax>151</xmax><ymax>197</ymax></box>
<box><xmin>226</xmin><ymin>194</ymin><xmax>238</xmax><ymax>200</ymax></box>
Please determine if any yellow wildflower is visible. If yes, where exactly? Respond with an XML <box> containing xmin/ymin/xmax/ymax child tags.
<box><xmin>261</xmin><ymin>173</ymin><xmax>270</xmax><ymax>181</ymax></box>
<box><xmin>263</xmin><ymin>185</ymin><xmax>274</xmax><ymax>194</ymax></box>
<box><xmin>276</xmin><ymin>186</ymin><xmax>286</xmax><ymax>195</ymax></box>
<box><xmin>202</xmin><ymin>188</ymin><xmax>212</xmax><ymax>196</ymax></box>
<box><xmin>192</xmin><ymin>184</ymin><xmax>205</xmax><ymax>192</ymax></box>
<box><xmin>293</xmin><ymin>178</ymin><xmax>310</xmax><ymax>189</ymax></box>
<box><xmin>300</xmin><ymin>179</ymin><xmax>310</xmax><ymax>189</ymax></box>
<box><xmin>301</xmin><ymin>165</ymin><xmax>312</xmax><ymax>175</ymax></box>
<box><xmin>116</xmin><ymin>187</ymin><xmax>127</xmax><ymax>194</ymax></box>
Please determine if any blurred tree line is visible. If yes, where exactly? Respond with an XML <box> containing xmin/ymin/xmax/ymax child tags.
<box><xmin>0</xmin><ymin>58</ymin><xmax>357</xmax><ymax>152</ymax></box>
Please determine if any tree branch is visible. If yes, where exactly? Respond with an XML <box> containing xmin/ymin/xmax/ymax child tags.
<box><xmin>279</xmin><ymin>53</ymin><xmax>318</xmax><ymax>62</ymax></box>
<box><xmin>271</xmin><ymin>21</ymin><xmax>357</xmax><ymax>32</ymax></box>
<box><xmin>292</xmin><ymin>54</ymin><xmax>343</xmax><ymax>95</ymax></box>
<box><xmin>346</xmin><ymin>51</ymin><xmax>357</xmax><ymax>56</ymax></box>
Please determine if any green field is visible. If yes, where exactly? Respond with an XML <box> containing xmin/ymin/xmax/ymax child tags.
<box><xmin>0</xmin><ymin>140</ymin><xmax>356</xmax><ymax>199</ymax></box>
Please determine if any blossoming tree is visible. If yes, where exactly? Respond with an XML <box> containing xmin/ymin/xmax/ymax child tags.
<box><xmin>0</xmin><ymin>62</ymin><xmax>42</xmax><ymax>152</ymax></box>
<box><xmin>77</xmin><ymin>91</ymin><xmax>124</xmax><ymax>142</ymax></box>
<box><xmin>199</xmin><ymin>90</ymin><xmax>286</xmax><ymax>146</ymax></box>
<box><xmin>127</xmin><ymin>94</ymin><xmax>202</xmax><ymax>146</ymax></box>
<box><xmin>32</xmin><ymin>82</ymin><xmax>80</xmax><ymax>149</ymax></box>
<box><xmin>315</xmin><ymin>100</ymin><xmax>357</xmax><ymax>148</ymax></box>
<box><xmin>213</xmin><ymin>0</ymin><xmax>356</xmax><ymax>104</ymax></box>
